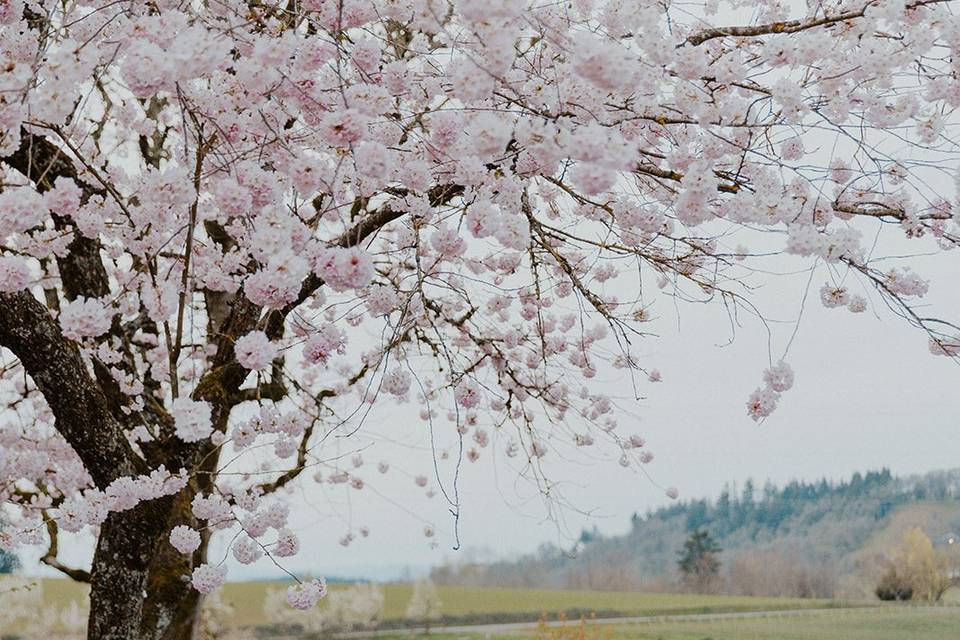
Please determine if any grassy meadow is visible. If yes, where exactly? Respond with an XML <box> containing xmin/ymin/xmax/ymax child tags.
<box><xmin>526</xmin><ymin>606</ymin><xmax>960</xmax><ymax>640</ymax></box>
<box><xmin>14</xmin><ymin>579</ymin><xmax>960</xmax><ymax>639</ymax></box>
<box><xmin>33</xmin><ymin>578</ymin><xmax>840</xmax><ymax>628</ymax></box>
<box><xmin>368</xmin><ymin>607</ymin><xmax>960</xmax><ymax>640</ymax></box>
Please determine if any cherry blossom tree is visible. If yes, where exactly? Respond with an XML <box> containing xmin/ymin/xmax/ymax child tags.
<box><xmin>1</xmin><ymin>0</ymin><xmax>959</xmax><ymax>638</ymax></box>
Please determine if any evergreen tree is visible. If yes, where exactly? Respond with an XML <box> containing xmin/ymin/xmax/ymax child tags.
<box><xmin>0</xmin><ymin>548</ymin><xmax>17</xmax><ymax>574</ymax></box>
<box><xmin>677</xmin><ymin>530</ymin><xmax>722</xmax><ymax>592</ymax></box>
<box><xmin>0</xmin><ymin>519</ymin><xmax>18</xmax><ymax>573</ymax></box>
<box><xmin>715</xmin><ymin>489</ymin><xmax>732</xmax><ymax>534</ymax></box>
<box><xmin>686</xmin><ymin>500</ymin><xmax>709</xmax><ymax>531</ymax></box>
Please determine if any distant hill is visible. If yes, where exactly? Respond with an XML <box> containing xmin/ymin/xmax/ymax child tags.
<box><xmin>432</xmin><ymin>468</ymin><xmax>960</xmax><ymax>598</ymax></box>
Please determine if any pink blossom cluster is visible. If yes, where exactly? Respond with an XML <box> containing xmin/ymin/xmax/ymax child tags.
<box><xmin>171</xmin><ymin>398</ymin><xmax>213</xmax><ymax>443</ymax></box>
<box><xmin>234</xmin><ymin>331</ymin><xmax>278</xmax><ymax>372</ymax></box>
<box><xmin>287</xmin><ymin>578</ymin><xmax>328</xmax><ymax>610</ymax></box>
<box><xmin>169</xmin><ymin>526</ymin><xmax>202</xmax><ymax>555</ymax></box>
<box><xmin>747</xmin><ymin>361</ymin><xmax>795</xmax><ymax>422</ymax></box>
<box><xmin>311</xmin><ymin>247</ymin><xmax>375</xmax><ymax>292</ymax></box>
<box><xmin>0</xmin><ymin>255</ymin><xmax>30</xmax><ymax>292</ymax></box>
<box><xmin>59</xmin><ymin>297</ymin><xmax>112</xmax><ymax>341</ymax></box>
<box><xmin>230</xmin><ymin>406</ymin><xmax>306</xmax><ymax>453</ymax></box>
<box><xmin>232</xmin><ymin>536</ymin><xmax>263</xmax><ymax>564</ymax></box>
<box><xmin>244</xmin><ymin>258</ymin><xmax>310</xmax><ymax>309</ymax></box>
<box><xmin>303</xmin><ymin>325</ymin><xmax>347</xmax><ymax>366</ymax></box>
<box><xmin>0</xmin><ymin>0</ymin><xmax>958</xmax><ymax>622</ymax></box>
<box><xmin>191</xmin><ymin>564</ymin><xmax>228</xmax><ymax>594</ymax></box>
<box><xmin>381</xmin><ymin>368</ymin><xmax>412</xmax><ymax>396</ymax></box>
<box><xmin>819</xmin><ymin>285</ymin><xmax>867</xmax><ymax>313</ymax></box>
<box><xmin>50</xmin><ymin>467</ymin><xmax>187</xmax><ymax>536</ymax></box>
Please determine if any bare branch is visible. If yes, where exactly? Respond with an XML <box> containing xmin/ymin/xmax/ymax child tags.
<box><xmin>684</xmin><ymin>0</ymin><xmax>950</xmax><ymax>47</ymax></box>
<box><xmin>41</xmin><ymin>513</ymin><xmax>92</xmax><ymax>583</ymax></box>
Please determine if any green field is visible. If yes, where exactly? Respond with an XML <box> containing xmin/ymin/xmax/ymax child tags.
<box><xmin>370</xmin><ymin>608</ymin><xmax>960</xmax><ymax>640</ymax></box>
<box><xmin>31</xmin><ymin>579</ymin><xmax>839</xmax><ymax>628</ymax></box>
<box><xmin>8</xmin><ymin>580</ymin><xmax>960</xmax><ymax>638</ymax></box>
<box><xmin>527</xmin><ymin>607</ymin><xmax>960</xmax><ymax>640</ymax></box>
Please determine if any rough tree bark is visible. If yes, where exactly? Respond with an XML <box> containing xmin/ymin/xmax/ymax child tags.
<box><xmin>138</xmin><ymin>494</ymin><xmax>207</xmax><ymax>640</ymax></box>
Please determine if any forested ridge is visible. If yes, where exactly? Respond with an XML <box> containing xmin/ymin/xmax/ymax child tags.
<box><xmin>433</xmin><ymin>469</ymin><xmax>960</xmax><ymax>595</ymax></box>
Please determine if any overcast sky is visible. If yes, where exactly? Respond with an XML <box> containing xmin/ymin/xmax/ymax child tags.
<box><xmin>247</xmin><ymin>247</ymin><xmax>960</xmax><ymax>580</ymax></box>
<box><xmin>21</xmin><ymin>232</ymin><xmax>959</xmax><ymax>582</ymax></box>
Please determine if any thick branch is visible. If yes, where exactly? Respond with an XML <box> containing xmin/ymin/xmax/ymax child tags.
<box><xmin>229</xmin><ymin>379</ymin><xmax>288</xmax><ymax>406</ymax></box>
<box><xmin>41</xmin><ymin>513</ymin><xmax>92</xmax><ymax>583</ymax></box>
<box><xmin>833</xmin><ymin>202</ymin><xmax>951</xmax><ymax>222</ymax></box>
<box><xmin>0</xmin><ymin>291</ymin><xmax>143</xmax><ymax>489</ymax></box>
<box><xmin>635</xmin><ymin>164</ymin><xmax>742</xmax><ymax>194</ymax></box>
<box><xmin>255</xmin><ymin>422</ymin><xmax>316</xmax><ymax>497</ymax></box>
<box><xmin>684</xmin><ymin>0</ymin><xmax>949</xmax><ymax>46</ymax></box>
<box><xmin>4</xmin><ymin>130</ymin><xmax>110</xmax><ymax>301</ymax></box>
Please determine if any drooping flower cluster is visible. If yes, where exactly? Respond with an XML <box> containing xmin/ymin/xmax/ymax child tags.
<box><xmin>0</xmin><ymin>256</ymin><xmax>30</xmax><ymax>292</ymax></box>
<box><xmin>191</xmin><ymin>564</ymin><xmax>228</xmax><ymax>594</ymax></box>
<box><xmin>286</xmin><ymin>578</ymin><xmax>328</xmax><ymax>610</ymax></box>
<box><xmin>747</xmin><ymin>361</ymin><xmax>795</xmax><ymax>422</ymax></box>
<box><xmin>312</xmin><ymin>247</ymin><xmax>376</xmax><ymax>292</ymax></box>
<box><xmin>45</xmin><ymin>468</ymin><xmax>187</xmax><ymax>538</ymax></box>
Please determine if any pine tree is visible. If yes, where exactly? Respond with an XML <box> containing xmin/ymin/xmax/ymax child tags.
<box><xmin>677</xmin><ymin>530</ymin><xmax>722</xmax><ymax>593</ymax></box>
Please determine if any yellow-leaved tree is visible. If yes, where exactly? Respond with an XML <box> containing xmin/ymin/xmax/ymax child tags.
<box><xmin>877</xmin><ymin>528</ymin><xmax>952</xmax><ymax>602</ymax></box>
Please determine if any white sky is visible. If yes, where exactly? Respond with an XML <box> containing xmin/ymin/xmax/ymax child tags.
<box><xmin>21</xmin><ymin>237</ymin><xmax>960</xmax><ymax>582</ymax></box>
<box><xmin>246</xmin><ymin>247</ymin><xmax>960</xmax><ymax>580</ymax></box>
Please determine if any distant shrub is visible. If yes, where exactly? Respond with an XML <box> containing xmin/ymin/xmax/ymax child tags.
<box><xmin>875</xmin><ymin>528</ymin><xmax>952</xmax><ymax>602</ymax></box>
<box><xmin>406</xmin><ymin>577</ymin><xmax>442</xmax><ymax>629</ymax></box>
<box><xmin>875</xmin><ymin>567</ymin><xmax>913</xmax><ymax>601</ymax></box>
<box><xmin>727</xmin><ymin>548</ymin><xmax>838</xmax><ymax>598</ymax></box>
<box><xmin>0</xmin><ymin>549</ymin><xmax>17</xmax><ymax>574</ymax></box>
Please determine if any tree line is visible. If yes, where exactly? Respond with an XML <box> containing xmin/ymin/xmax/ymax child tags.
<box><xmin>432</xmin><ymin>468</ymin><xmax>960</xmax><ymax>596</ymax></box>
<box><xmin>632</xmin><ymin>468</ymin><xmax>958</xmax><ymax>538</ymax></box>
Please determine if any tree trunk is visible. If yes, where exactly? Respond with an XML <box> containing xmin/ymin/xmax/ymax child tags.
<box><xmin>87</xmin><ymin>502</ymin><xmax>167</xmax><ymax>639</ymax></box>
<box><xmin>140</xmin><ymin>491</ymin><xmax>208</xmax><ymax>640</ymax></box>
<box><xmin>87</xmin><ymin>491</ymin><xmax>205</xmax><ymax>640</ymax></box>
